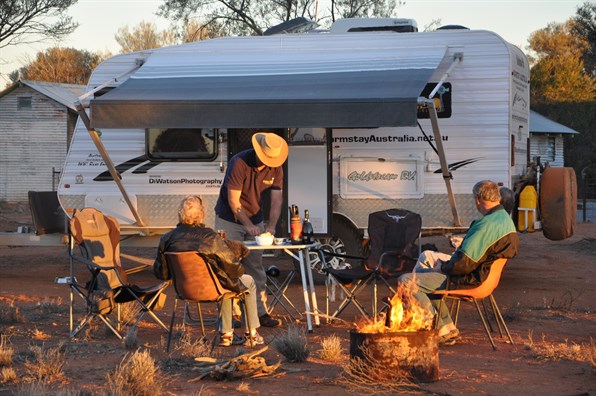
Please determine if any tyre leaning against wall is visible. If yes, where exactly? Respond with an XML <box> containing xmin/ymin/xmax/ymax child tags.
<box><xmin>540</xmin><ymin>167</ymin><xmax>577</xmax><ymax>241</ymax></box>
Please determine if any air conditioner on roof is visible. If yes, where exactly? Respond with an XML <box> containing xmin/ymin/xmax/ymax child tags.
<box><xmin>330</xmin><ymin>18</ymin><xmax>418</xmax><ymax>33</ymax></box>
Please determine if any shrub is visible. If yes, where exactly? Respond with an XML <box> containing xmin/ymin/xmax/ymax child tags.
<box><xmin>318</xmin><ymin>334</ymin><xmax>343</xmax><ymax>360</ymax></box>
<box><xmin>272</xmin><ymin>325</ymin><xmax>309</xmax><ymax>363</ymax></box>
<box><xmin>106</xmin><ymin>349</ymin><xmax>162</xmax><ymax>396</ymax></box>
<box><xmin>24</xmin><ymin>343</ymin><xmax>66</xmax><ymax>383</ymax></box>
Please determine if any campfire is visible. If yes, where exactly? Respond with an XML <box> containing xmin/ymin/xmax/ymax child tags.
<box><xmin>350</xmin><ymin>285</ymin><xmax>439</xmax><ymax>382</ymax></box>
<box><xmin>356</xmin><ymin>286</ymin><xmax>434</xmax><ymax>333</ymax></box>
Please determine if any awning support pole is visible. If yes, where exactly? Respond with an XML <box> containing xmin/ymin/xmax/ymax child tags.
<box><xmin>74</xmin><ymin>103</ymin><xmax>146</xmax><ymax>227</ymax></box>
<box><xmin>77</xmin><ymin>60</ymin><xmax>144</xmax><ymax>106</ymax></box>
<box><xmin>421</xmin><ymin>97</ymin><xmax>461</xmax><ymax>227</ymax></box>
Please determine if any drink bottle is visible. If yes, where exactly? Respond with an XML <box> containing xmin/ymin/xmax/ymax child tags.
<box><xmin>302</xmin><ymin>209</ymin><xmax>314</xmax><ymax>244</ymax></box>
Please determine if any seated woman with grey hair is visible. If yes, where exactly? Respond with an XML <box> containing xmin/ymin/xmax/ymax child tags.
<box><xmin>154</xmin><ymin>195</ymin><xmax>263</xmax><ymax>347</ymax></box>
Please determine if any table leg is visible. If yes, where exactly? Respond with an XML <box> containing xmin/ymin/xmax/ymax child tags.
<box><xmin>297</xmin><ymin>249</ymin><xmax>313</xmax><ymax>332</ymax></box>
<box><xmin>303</xmin><ymin>247</ymin><xmax>320</xmax><ymax>327</ymax></box>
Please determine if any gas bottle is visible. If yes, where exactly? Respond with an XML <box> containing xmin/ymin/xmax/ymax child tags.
<box><xmin>518</xmin><ymin>185</ymin><xmax>537</xmax><ymax>232</ymax></box>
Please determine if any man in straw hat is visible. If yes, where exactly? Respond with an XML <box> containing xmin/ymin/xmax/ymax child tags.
<box><xmin>215</xmin><ymin>132</ymin><xmax>288</xmax><ymax>327</ymax></box>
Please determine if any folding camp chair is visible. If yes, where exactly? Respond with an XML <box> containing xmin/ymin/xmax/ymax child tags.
<box><xmin>163</xmin><ymin>251</ymin><xmax>252</xmax><ymax>351</ymax></box>
<box><xmin>433</xmin><ymin>258</ymin><xmax>513</xmax><ymax>350</ymax></box>
<box><xmin>316</xmin><ymin>209</ymin><xmax>421</xmax><ymax>321</ymax></box>
<box><xmin>67</xmin><ymin>208</ymin><xmax>170</xmax><ymax>339</ymax></box>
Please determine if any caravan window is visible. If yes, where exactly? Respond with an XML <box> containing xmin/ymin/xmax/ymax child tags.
<box><xmin>146</xmin><ymin>128</ymin><xmax>217</xmax><ymax>161</ymax></box>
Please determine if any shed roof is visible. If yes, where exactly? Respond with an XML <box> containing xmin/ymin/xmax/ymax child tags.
<box><xmin>0</xmin><ymin>80</ymin><xmax>85</xmax><ymax>111</ymax></box>
<box><xmin>530</xmin><ymin>110</ymin><xmax>579</xmax><ymax>135</ymax></box>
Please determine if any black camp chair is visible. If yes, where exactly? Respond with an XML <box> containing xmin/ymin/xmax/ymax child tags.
<box><xmin>316</xmin><ymin>209</ymin><xmax>421</xmax><ymax>321</ymax></box>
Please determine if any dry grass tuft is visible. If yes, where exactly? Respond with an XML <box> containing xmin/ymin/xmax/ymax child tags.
<box><xmin>525</xmin><ymin>331</ymin><xmax>595</xmax><ymax>367</ymax></box>
<box><xmin>24</xmin><ymin>343</ymin><xmax>66</xmax><ymax>383</ymax></box>
<box><xmin>0</xmin><ymin>367</ymin><xmax>18</xmax><ymax>384</ymax></box>
<box><xmin>235</xmin><ymin>381</ymin><xmax>252</xmax><ymax>392</ymax></box>
<box><xmin>537</xmin><ymin>290</ymin><xmax>584</xmax><ymax>312</ymax></box>
<box><xmin>338</xmin><ymin>345</ymin><xmax>428</xmax><ymax>395</ymax></box>
<box><xmin>175</xmin><ymin>332</ymin><xmax>211</xmax><ymax>358</ymax></box>
<box><xmin>0</xmin><ymin>335</ymin><xmax>14</xmax><ymax>367</ymax></box>
<box><xmin>37</xmin><ymin>296</ymin><xmax>63</xmax><ymax>314</ymax></box>
<box><xmin>106</xmin><ymin>349</ymin><xmax>163</xmax><ymax>396</ymax></box>
<box><xmin>0</xmin><ymin>300</ymin><xmax>24</xmax><ymax>323</ymax></box>
<box><xmin>272</xmin><ymin>325</ymin><xmax>310</xmax><ymax>363</ymax></box>
<box><xmin>118</xmin><ymin>301</ymin><xmax>138</xmax><ymax>324</ymax></box>
<box><xmin>32</xmin><ymin>328</ymin><xmax>51</xmax><ymax>340</ymax></box>
<box><xmin>318</xmin><ymin>334</ymin><xmax>343</xmax><ymax>360</ymax></box>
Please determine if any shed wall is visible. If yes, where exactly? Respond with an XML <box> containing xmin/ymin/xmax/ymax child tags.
<box><xmin>0</xmin><ymin>85</ymin><xmax>68</xmax><ymax>202</ymax></box>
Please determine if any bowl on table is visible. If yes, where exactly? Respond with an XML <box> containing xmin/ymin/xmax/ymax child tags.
<box><xmin>273</xmin><ymin>237</ymin><xmax>287</xmax><ymax>245</ymax></box>
<box><xmin>255</xmin><ymin>233</ymin><xmax>274</xmax><ymax>246</ymax></box>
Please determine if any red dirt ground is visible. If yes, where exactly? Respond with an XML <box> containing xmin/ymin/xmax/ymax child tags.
<box><xmin>0</xmin><ymin>202</ymin><xmax>594</xmax><ymax>395</ymax></box>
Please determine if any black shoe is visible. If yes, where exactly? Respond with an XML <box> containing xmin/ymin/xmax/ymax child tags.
<box><xmin>259</xmin><ymin>314</ymin><xmax>282</xmax><ymax>327</ymax></box>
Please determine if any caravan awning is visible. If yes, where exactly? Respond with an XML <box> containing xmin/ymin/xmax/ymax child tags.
<box><xmin>90</xmin><ymin>36</ymin><xmax>447</xmax><ymax>129</ymax></box>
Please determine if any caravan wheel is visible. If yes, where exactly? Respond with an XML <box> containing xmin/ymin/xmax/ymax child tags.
<box><xmin>309</xmin><ymin>216</ymin><xmax>365</xmax><ymax>275</ymax></box>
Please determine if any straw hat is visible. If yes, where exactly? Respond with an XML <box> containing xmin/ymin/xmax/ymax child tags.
<box><xmin>251</xmin><ymin>133</ymin><xmax>288</xmax><ymax>167</ymax></box>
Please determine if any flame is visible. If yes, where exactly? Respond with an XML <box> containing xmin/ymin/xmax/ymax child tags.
<box><xmin>356</xmin><ymin>284</ymin><xmax>434</xmax><ymax>333</ymax></box>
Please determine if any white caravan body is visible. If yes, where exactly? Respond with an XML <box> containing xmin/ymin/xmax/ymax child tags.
<box><xmin>58</xmin><ymin>26</ymin><xmax>529</xmax><ymax>238</ymax></box>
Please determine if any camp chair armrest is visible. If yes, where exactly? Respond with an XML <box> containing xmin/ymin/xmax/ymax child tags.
<box><xmin>377</xmin><ymin>250</ymin><xmax>417</xmax><ymax>272</ymax></box>
<box><xmin>70</xmin><ymin>254</ymin><xmax>128</xmax><ymax>285</ymax></box>
<box><xmin>313</xmin><ymin>248</ymin><xmax>365</xmax><ymax>263</ymax></box>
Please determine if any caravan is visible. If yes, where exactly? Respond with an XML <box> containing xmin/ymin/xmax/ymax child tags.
<box><xmin>57</xmin><ymin>19</ymin><xmax>531</xmax><ymax>255</ymax></box>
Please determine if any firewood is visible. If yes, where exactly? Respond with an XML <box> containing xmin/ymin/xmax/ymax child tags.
<box><xmin>189</xmin><ymin>346</ymin><xmax>280</xmax><ymax>382</ymax></box>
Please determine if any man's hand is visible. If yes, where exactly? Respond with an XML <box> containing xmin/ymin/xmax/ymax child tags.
<box><xmin>245</xmin><ymin>224</ymin><xmax>261</xmax><ymax>236</ymax></box>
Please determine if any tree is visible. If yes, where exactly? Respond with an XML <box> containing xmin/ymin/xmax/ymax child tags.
<box><xmin>572</xmin><ymin>2</ymin><xmax>596</xmax><ymax>77</ymax></box>
<box><xmin>115</xmin><ymin>21</ymin><xmax>178</xmax><ymax>53</ymax></box>
<box><xmin>157</xmin><ymin>0</ymin><xmax>399</xmax><ymax>37</ymax></box>
<box><xmin>527</xmin><ymin>20</ymin><xmax>596</xmax><ymax>104</ymax></box>
<box><xmin>114</xmin><ymin>20</ymin><xmax>224</xmax><ymax>53</ymax></box>
<box><xmin>0</xmin><ymin>0</ymin><xmax>78</xmax><ymax>49</ymax></box>
<box><xmin>8</xmin><ymin>47</ymin><xmax>106</xmax><ymax>84</ymax></box>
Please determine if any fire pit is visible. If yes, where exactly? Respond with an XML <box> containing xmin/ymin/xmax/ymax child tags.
<box><xmin>350</xmin><ymin>329</ymin><xmax>439</xmax><ymax>382</ymax></box>
<box><xmin>349</xmin><ymin>291</ymin><xmax>439</xmax><ymax>382</ymax></box>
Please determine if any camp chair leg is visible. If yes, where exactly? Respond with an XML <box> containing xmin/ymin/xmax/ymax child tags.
<box><xmin>266</xmin><ymin>271</ymin><xmax>302</xmax><ymax>320</ymax></box>
<box><xmin>490</xmin><ymin>295</ymin><xmax>514</xmax><ymax>345</ymax></box>
<box><xmin>480</xmin><ymin>298</ymin><xmax>496</xmax><ymax>333</ymax></box>
<box><xmin>473</xmin><ymin>299</ymin><xmax>497</xmax><ymax>350</ymax></box>
<box><xmin>198</xmin><ymin>302</ymin><xmax>206</xmax><ymax>337</ymax></box>
<box><xmin>167</xmin><ymin>299</ymin><xmax>179</xmax><ymax>352</ymax></box>
<box><xmin>330</xmin><ymin>278</ymin><xmax>373</xmax><ymax>319</ymax></box>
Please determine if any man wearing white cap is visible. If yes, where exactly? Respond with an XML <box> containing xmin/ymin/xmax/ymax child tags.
<box><xmin>215</xmin><ymin>132</ymin><xmax>288</xmax><ymax>327</ymax></box>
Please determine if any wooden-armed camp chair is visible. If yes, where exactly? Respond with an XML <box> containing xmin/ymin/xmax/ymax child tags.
<box><xmin>433</xmin><ymin>258</ymin><xmax>514</xmax><ymax>350</ymax></box>
<box><xmin>67</xmin><ymin>208</ymin><xmax>170</xmax><ymax>339</ymax></box>
<box><xmin>316</xmin><ymin>209</ymin><xmax>421</xmax><ymax>321</ymax></box>
<box><xmin>163</xmin><ymin>251</ymin><xmax>252</xmax><ymax>351</ymax></box>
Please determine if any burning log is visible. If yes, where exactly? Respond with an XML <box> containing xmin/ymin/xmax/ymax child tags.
<box><xmin>190</xmin><ymin>346</ymin><xmax>281</xmax><ymax>381</ymax></box>
<box><xmin>350</xmin><ymin>286</ymin><xmax>439</xmax><ymax>382</ymax></box>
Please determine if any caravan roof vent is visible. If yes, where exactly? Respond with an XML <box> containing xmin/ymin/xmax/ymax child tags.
<box><xmin>264</xmin><ymin>17</ymin><xmax>319</xmax><ymax>35</ymax></box>
<box><xmin>437</xmin><ymin>25</ymin><xmax>470</xmax><ymax>31</ymax></box>
<box><xmin>330</xmin><ymin>18</ymin><xmax>418</xmax><ymax>34</ymax></box>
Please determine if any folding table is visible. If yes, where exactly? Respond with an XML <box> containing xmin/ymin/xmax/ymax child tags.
<box><xmin>244</xmin><ymin>241</ymin><xmax>321</xmax><ymax>332</ymax></box>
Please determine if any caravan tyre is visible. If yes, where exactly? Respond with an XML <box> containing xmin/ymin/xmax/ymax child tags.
<box><xmin>540</xmin><ymin>167</ymin><xmax>577</xmax><ymax>241</ymax></box>
<box><xmin>307</xmin><ymin>216</ymin><xmax>364</xmax><ymax>279</ymax></box>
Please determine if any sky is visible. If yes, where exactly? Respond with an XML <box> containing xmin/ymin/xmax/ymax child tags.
<box><xmin>0</xmin><ymin>0</ymin><xmax>588</xmax><ymax>87</ymax></box>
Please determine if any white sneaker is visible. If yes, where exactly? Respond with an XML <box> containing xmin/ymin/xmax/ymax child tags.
<box><xmin>243</xmin><ymin>331</ymin><xmax>264</xmax><ymax>347</ymax></box>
